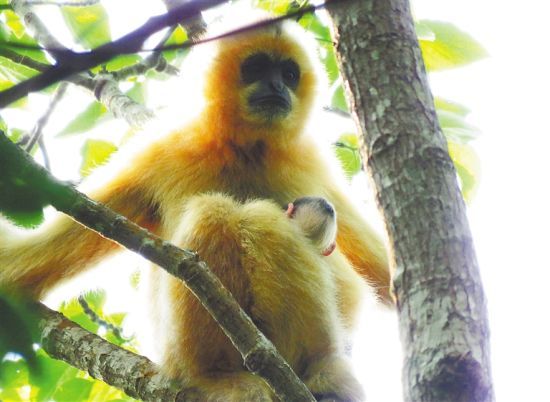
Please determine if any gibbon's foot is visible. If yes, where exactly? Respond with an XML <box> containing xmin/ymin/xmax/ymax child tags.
<box><xmin>184</xmin><ymin>372</ymin><xmax>276</xmax><ymax>402</ymax></box>
<box><xmin>304</xmin><ymin>355</ymin><xmax>365</xmax><ymax>402</ymax></box>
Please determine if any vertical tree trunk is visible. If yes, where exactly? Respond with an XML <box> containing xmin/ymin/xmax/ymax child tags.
<box><xmin>326</xmin><ymin>1</ymin><xmax>494</xmax><ymax>401</ymax></box>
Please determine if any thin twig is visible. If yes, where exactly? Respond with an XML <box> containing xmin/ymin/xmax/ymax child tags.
<box><xmin>112</xmin><ymin>26</ymin><xmax>180</xmax><ymax>81</ymax></box>
<box><xmin>0</xmin><ymin>47</ymin><xmax>52</xmax><ymax>71</ymax></box>
<box><xmin>77</xmin><ymin>295</ymin><xmax>125</xmax><ymax>340</ymax></box>
<box><xmin>37</xmin><ymin>135</ymin><xmax>50</xmax><ymax>170</ymax></box>
<box><xmin>323</xmin><ymin>105</ymin><xmax>352</xmax><ymax>119</ymax></box>
<box><xmin>25</xmin><ymin>82</ymin><xmax>68</xmax><ymax>153</ymax></box>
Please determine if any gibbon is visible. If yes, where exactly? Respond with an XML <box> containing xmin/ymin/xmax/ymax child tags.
<box><xmin>286</xmin><ymin>196</ymin><xmax>337</xmax><ymax>256</ymax></box>
<box><xmin>0</xmin><ymin>14</ymin><xmax>390</xmax><ymax>402</ymax></box>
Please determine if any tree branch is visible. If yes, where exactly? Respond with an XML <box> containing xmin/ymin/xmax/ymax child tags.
<box><xmin>35</xmin><ymin>302</ymin><xmax>183</xmax><ymax>401</ymax></box>
<box><xmin>10</xmin><ymin>0</ymin><xmax>155</xmax><ymax>127</ymax></box>
<box><xmin>110</xmin><ymin>26</ymin><xmax>180</xmax><ymax>82</ymax></box>
<box><xmin>0</xmin><ymin>132</ymin><xmax>315</xmax><ymax>401</ymax></box>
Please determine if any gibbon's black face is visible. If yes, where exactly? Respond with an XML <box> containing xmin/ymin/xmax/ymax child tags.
<box><xmin>241</xmin><ymin>52</ymin><xmax>301</xmax><ymax>120</ymax></box>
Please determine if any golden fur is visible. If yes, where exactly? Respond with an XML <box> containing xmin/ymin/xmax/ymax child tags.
<box><xmin>0</xmin><ymin>16</ymin><xmax>390</xmax><ymax>401</ymax></box>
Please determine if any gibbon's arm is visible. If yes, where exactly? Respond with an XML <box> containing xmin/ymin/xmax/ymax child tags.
<box><xmin>327</xmin><ymin>187</ymin><xmax>392</xmax><ymax>305</ymax></box>
<box><xmin>0</xmin><ymin>165</ymin><xmax>159</xmax><ymax>300</ymax></box>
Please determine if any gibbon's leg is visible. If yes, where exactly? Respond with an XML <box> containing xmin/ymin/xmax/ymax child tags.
<box><xmin>150</xmin><ymin>193</ymin><xmax>364</xmax><ymax>402</ymax></box>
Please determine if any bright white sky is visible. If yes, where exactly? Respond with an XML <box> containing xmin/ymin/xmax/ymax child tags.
<box><xmin>13</xmin><ymin>0</ymin><xmax>550</xmax><ymax>400</ymax></box>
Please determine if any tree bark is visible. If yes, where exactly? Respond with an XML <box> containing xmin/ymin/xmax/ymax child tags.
<box><xmin>326</xmin><ymin>1</ymin><xmax>494</xmax><ymax>401</ymax></box>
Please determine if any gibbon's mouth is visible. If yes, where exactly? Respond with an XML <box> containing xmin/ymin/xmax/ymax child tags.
<box><xmin>249</xmin><ymin>95</ymin><xmax>291</xmax><ymax>115</ymax></box>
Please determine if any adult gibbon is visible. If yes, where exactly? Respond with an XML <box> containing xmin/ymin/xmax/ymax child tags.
<box><xmin>0</xmin><ymin>13</ymin><xmax>390</xmax><ymax>401</ymax></box>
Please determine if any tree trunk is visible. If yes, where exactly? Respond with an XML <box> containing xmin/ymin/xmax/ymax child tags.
<box><xmin>326</xmin><ymin>1</ymin><xmax>494</xmax><ymax>401</ymax></box>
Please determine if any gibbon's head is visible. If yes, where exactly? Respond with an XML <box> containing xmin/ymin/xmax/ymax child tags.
<box><xmin>201</xmin><ymin>15</ymin><xmax>323</xmax><ymax>143</ymax></box>
<box><xmin>286</xmin><ymin>196</ymin><xmax>337</xmax><ymax>256</ymax></box>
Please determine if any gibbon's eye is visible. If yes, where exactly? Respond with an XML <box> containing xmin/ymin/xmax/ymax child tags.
<box><xmin>281</xmin><ymin>59</ymin><xmax>300</xmax><ymax>90</ymax></box>
<box><xmin>241</xmin><ymin>53</ymin><xmax>271</xmax><ymax>84</ymax></box>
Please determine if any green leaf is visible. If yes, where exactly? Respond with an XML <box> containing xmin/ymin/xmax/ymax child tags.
<box><xmin>0</xmin><ymin>133</ymin><xmax>72</xmax><ymax>227</ymax></box>
<box><xmin>334</xmin><ymin>133</ymin><xmax>361</xmax><ymax>178</ymax></box>
<box><xmin>299</xmin><ymin>13</ymin><xmax>331</xmax><ymax>42</ymax></box>
<box><xmin>32</xmin><ymin>352</ymin><xmax>79</xmax><ymax>401</ymax></box>
<box><xmin>0</xmin><ymin>55</ymin><xmax>40</xmax><ymax>107</ymax></box>
<box><xmin>418</xmin><ymin>20</ymin><xmax>487</xmax><ymax>72</ymax></box>
<box><xmin>163</xmin><ymin>25</ymin><xmax>188</xmax><ymax>62</ymax></box>
<box><xmin>6</xmin><ymin>127</ymin><xmax>24</xmax><ymax>143</ymax></box>
<box><xmin>0</xmin><ymin>359</ymin><xmax>30</xmax><ymax>401</ymax></box>
<box><xmin>0</xmin><ymin>359</ymin><xmax>29</xmax><ymax>389</ymax></box>
<box><xmin>434</xmin><ymin>97</ymin><xmax>470</xmax><ymax>116</ymax></box>
<box><xmin>448</xmin><ymin>141</ymin><xmax>481</xmax><ymax>202</ymax></box>
<box><xmin>320</xmin><ymin>42</ymin><xmax>340</xmax><ymax>84</ymax></box>
<box><xmin>53</xmin><ymin>377</ymin><xmax>94</xmax><ymax>401</ymax></box>
<box><xmin>0</xmin><ymin>55</ymin><xmax>40</xmax><ymax>82</ymax></box>
<box><xmin>89</xmin><ymin>379</ymin><xmax>136</xmax><ymax>402</ymax></box>
<box><xmin>59</xmin><ymin>298</ymin><xmax>101</xmax><ymax>335</ymax></box>
<box><xmin>4</xmin><ymin>10</ymin><xmax>26</xmax><ymax>38</ymax></box>
<box><xmin>61</xmin><ymin>4</ymin><xmax>111</xmax><ymax>49</ymax></box>
<box><xmin>253</xmin><ymin>0</ymin><xmax>294</xmax><ymax>15</ymax></box>
<box><xmin>58</xmin><ymin>101</ymin><xmax>108</xmax><ymax>137</ymax></box>
<box><xmin>104</xmin><ymin>54</ymin><xmax>142</xmax><ymax>72</ymax></box>
<box><xmin>83</xmin><ymin>289</ymin><xmax>107</xmax><ymax>311</ymax></box>
<box><xmin>0</xmin><ymin>136</ymin><xmax>48</xmax><ymax>227</ymax></box>
<box><xmin>0</xmin><ymin>296</ymin><xmax>40</xmax><ymax>374</ymax></box>
<box><xmin>107</xmin><ymin>312</ymin><xmax>126</xmax><ymax>328</ymax></box>
<box><xmin>331</xmin><ymin>84</ymin><xmax>349</xmax><ymax>113</ymax></box>
<box><xmin>0</xmin><ymin>385</ymin><xmax>26</xmax><ymax>402</ymax></box>
<box><xmin>80</xmin><ymin>139</ymin><xmax>117</xmax><ymax>177</ymax></box>
<box><xmin>0</xmin><ymin>19</ymin><xmax>49</xmax><ymax>64</ymax></box>
<box><xmin>414</xmin><ymin>21</ymin><xmax>435</xmax><ymax>41</ymax></box>
<box><xmin>437</xmin><ymin>109</ymin><xmax>481</xmax><ymax>143</ymax></box>
<box><xmin>126</xmin><ymin>82</ymin><xmax>146</xmax><ymax>104</ymax></box>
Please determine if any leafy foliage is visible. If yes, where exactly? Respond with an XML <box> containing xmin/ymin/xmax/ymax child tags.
<box><xmin>417</xmin><ymin>20</ymin><xmax>488</xmax><ymax>72</ymax></box>
<box><xmin>0</xmin><ymin>294</ymin><xmax>40</xmax><ymax>375</ymax></box>
<box><xmin>334</xmin><ymin>134</ymin><xmax>361</xmax><ymax>178</ymax></box>
<box><xmin>61</xmin><ymin>4</ymin><xmax>111</xmax><ymax>49</ymax></box>
<box><xmin>58</xmin><ymin>101</ymin><xmax>109</xmax><ymax>137</ymax></box>
<box><xmin>0</xmin><ymin>291</ymin><xmax>137</xmax><ymax>402</ymax></box>
<box><xmin>0</xmin><ymin>133</ymin><xmax>49</xmax><ymax>227</ymax></box>
<box><xmin>80</xmin><ymin>138</ymin><xmax>118</xmax><ymax>177</ymax></box>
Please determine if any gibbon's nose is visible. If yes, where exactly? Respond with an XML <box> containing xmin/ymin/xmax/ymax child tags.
<box><xmin>268</xmin><ymin>72</ymin><xmax>285</xmax><ymax>93</ymax></box>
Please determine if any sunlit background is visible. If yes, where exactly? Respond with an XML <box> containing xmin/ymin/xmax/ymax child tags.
<box><xmin>3</xmin><ymin>0</ymin><xmax>550</xmax><ymax>401</ymax></box>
